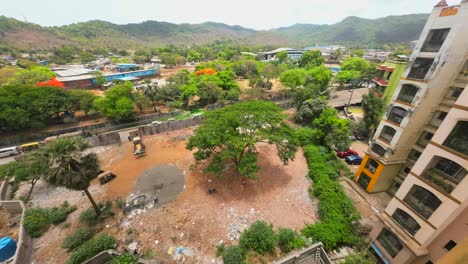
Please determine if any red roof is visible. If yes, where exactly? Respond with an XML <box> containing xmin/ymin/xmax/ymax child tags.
<box><xmin>435</xmin><ymin>0</ymin><xmax>448</xmax><ymax>7</ymax></box>
<box><xmin>377</xmin><ymin>65</ymin><xmax>395</xmax><ymax>72</ymax></box>
<box><xmin>373</xmin><ymin>77</ymin><xmax>389</xmax><ymax>86</ymax></box>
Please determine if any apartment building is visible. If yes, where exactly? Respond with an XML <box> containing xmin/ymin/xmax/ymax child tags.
<box><xmin>353</xmin><ymin>1</ymin><xmax>468</xmax><ymax>263</ymax></box>
<box><xmin>372</xmin><ymin>58</ymin><xmax>409</xmax><ymax>105</ymax></box>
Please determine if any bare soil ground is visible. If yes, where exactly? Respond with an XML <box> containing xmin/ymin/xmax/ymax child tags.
<box><xmin>0</xmin><ymin>207</ymin><xmax>21</xmax><ymax>241</ymax></box>
<box><xmin>25</xmin><ymin>127</ymin><xmax>317</xmax><ymax>264</ymax></box>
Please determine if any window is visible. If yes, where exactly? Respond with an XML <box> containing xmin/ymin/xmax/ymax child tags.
<box><xmin>403</xmin><ymin>167</ymin><xmax>411</xmax><ymax>174</ymax></box>
<box><xmin>443</xmin><ymin>121</ymin><xmax>468</xmax><ymax>156</ymax></box>
<box><xmin>392</xmin><ymin>208</ymin><xmax>421</xmax><ymax>236</ymax></box>
<box><xmin>408</xmin><ymin>58</ymin><xmax>434</xmax><ymax>80</ymax></box>
<box><xmin>417</xmin><ymin>131</ymin><xmax>433</xmax><ymax>148</ymax></box>
<box><xmin>388</xmin><ymin>107</ymin><xmax>407</xmax><ymax>124</ymax></box>
<box><xmin>447</xmin><ymin>87</ymin><xmax>463</xmax><ymax>99</ymax></box>
<box><xmin>379</xmin><ymin>126</ymin><xmax>397</xmax><ymax>143</ymax></box>
<box><xmin>409</xmin><ymin>149</ymin><xmax>422</xmax><ymax>161</ymax></box>
<box><xmin>397</xmin><ymin>84</ymin><xmax>419</xmax><ymax>104</ymax></box>
<box><xmin>404</xmin><ymin>185</ymin><xmax>442</xmax><ymax>219</ymax></box>
<box><xmin>434</xmin><ymin>157</ymin><xmax>466</xmax><ymax>183</ymax></box>
<box><xmin>371</xmin><ymin>143</ymin><xmax>386</xmax><ymax>156</ymax></box>
<box><xmin>377</xmin><ymin>228</ymin><xmax>403</xmax><ymax>258</ymax></box>
<box><xmin>444</xmin><ymin>240</ymin><xmax>457</xmax><ymax>251</ymax></box>
<box><xmin>437</xmin><ymin>112</ymin><xmax>447</xmax><ymax>121</ymax></box>
<box><xmin>365</xmin><ymin>158</ymin><xmax>379</xmax><ymax>174</ymax></box>
<box><xmin>421</xmin><ymin>28</ymin><xmax>450</xmax><ymax>52</ymax></box>
<box><xmin>357</xmin><ymin>172</ymin><xmax>371</xmax><ymax>190</ymax></box>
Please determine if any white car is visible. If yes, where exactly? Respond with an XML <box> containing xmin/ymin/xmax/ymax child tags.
<box><xmin>0</xmin><ymin>146</ymin><xmax>21</xmax><ymax>158</ymax></box>
<box><xmin>148</xmin><ymin>121</ymin><xmax>162</xmax><ymax>126</ymax></box>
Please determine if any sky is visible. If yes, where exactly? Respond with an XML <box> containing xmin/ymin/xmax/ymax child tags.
<box><xmin>1</xmin><ymin>0</ymin><xmax>438</xmax><ymax>30</ymax></box>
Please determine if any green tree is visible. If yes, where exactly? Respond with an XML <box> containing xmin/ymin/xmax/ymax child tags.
<box><xmin>298</xmin><ymin>50</ymin><xmax>324</xmax><ymax>68</ymax></box>
<box><xmin>222</xmin><ymin>246</ymin><xmax>244</xmax><ymax>264</ymax></box>
<box><xmin>80</xmin><ymin>51</ymin><xmax>96</xmax><ymax>64</ymax></box>
<box><xmin>186</xmin><ymin>101</ymin><xmax>297</xmax><ymax>179</ymax></box>
<box><xmin>8</xmin><ymin>66</ymin><xmax>56</xmax><ymax>86</ymax></box>
<box><xmin>239</xmin><ymin>221</ymin><xmax>278</xmax><ymax>254</ymax></box>
<box><xmin>140</xmin><ymin>79</ymin><xmax>159</xmax><ymax>112</ymax></box>
<box><xmin>52</xmin><ymin>46</ymin><xmax>76</xmax><ymax>64</ymax></box>
<box><xmin>160</xmin><ymin>52</ymin><xmax>177</xmax><ymax>68</ymax></box>
<box><xmin>67</xmin><ymin>90</ymin><xmax>96</xmax><ymax>117</ymax></box>
<box><xmin>342</xmin><ymin>252</ymin><xmax>374</xmax><ymax>264</ymax></box>
<box><xmin>262</xmin><ymin>62</ymin><xmax>281</xmax><ymax>87</ymax></box>
<box><xmin>196</xmin><ymin>75</ymin><xmax>223</xmax><ymax>105</ymax></box>
<box><xmin>291</xmin><ymin>84</ymin><xmax>322</xmax><ymax>110</ymax></box>
<box><xmin>179</xmin><ymin>84</ymin><xmax>198</xmax><ymax>109</ymax></box>
<box><xmin>335</xmin><ymin>70</ymin><xmax>362</xmax><ymax>88</ymax></box>
<box><xmin>94</xmin><ymin>82</ymin><xmax>135</xmax><ymax>121</ymax></box>
<box><xmin>361</xmin><ymin>92</ymin><xmax>385</xmax><ymax>135</ymax></box>
<box><xmin>133</xmin><ymin>90</ymin><xmax>150</xmax><ymax>113</ymax></box>
<box><xmin>167</xmin><ymin>70</ymin><xmax>191</xmax><ymax>86</ymax></box>
<box><xmin>187</xmin><ymin>50</ymin><xmax>201</xmax><ymax>62</ymax></box>
<box><xmin>312</xmin><ymin>108</ymin><xmax>352</xmax><ymax>150</ymax></box>
<box><xmin>295</xmin><ymin>97</ymin><xmax>329</xmax><ymax>125</ymax></box>
<box><xmin>340</xmin><ymin>57</ymin><xmax>371</xmax><ymax>74</ymax></box>
<box><xmin>280</xmin><ymin>69</ymin><xmax>306</xmax><ymax>89</ymax></box>
<box><xmin>92</xmin><ymin>71</ymin><xmax>107</xmax><ymax>87</ymax></box>
<box><xmin>275</xmin><ymin>50</ymin><xmax>288</xmax><ymax>64</ymax></box>
<box><xmin>33</xmin><ymin>137</ymin><xmax>102</xmax><ymax>215</ymax></box>
<box><xmin>351</xmin><ymin>49</ymin><xmax>364</xmax><ymax>57</ymax></box>
<box><xmin>306</xmin><ymin>65</ymin><xmax>333</xmax><ymax>90</ymax></box>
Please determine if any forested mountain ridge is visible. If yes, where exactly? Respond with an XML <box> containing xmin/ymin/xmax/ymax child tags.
<box><xmin>0</xmin><ymin>14</ymin><xmax>428</xmax><ymax>49</ymax></box>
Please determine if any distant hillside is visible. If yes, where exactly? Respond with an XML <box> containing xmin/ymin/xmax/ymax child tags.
<box><xmin>0</xmin><ymin>14</ymin><xmax>429</xmax><ymax>49</ymax></box>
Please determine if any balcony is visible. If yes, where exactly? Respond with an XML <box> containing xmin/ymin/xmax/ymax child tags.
<box><xmin>443</xmin><ymin>121</ymin><xmax>468</xmax><ymax>157</ymax></box>
<box><xmin>373</xmin><ymin>77</ymin><xmax>389</xmax><ymax>86</ymax></box>
<box><xmin>421</xmin><ymin>28</ymin><xmax>450</xmax><ymax>53</ymax></box>
<box><xmin>422</xmin><ymin>169</ymin><xmax>456</xmax><ymax>194</ymax></box>
<box><xmin>408</xmin><ymin>58</ymin><xmax>434</xmax><ymax>80</ymax></box>
<box><xmin>387</xmin><ymin>107</ymin><xmax>407</xmax><ymax>124</ymax></box>
<box><xmin>396</xmin><ymin>84</ymin><xmax>419</xmax><ymax>105</ymax></box>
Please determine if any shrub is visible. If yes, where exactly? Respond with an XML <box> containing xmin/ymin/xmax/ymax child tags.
<box><xmin>79</xmin><ymin>201</ymin><xmax>114</xmax><ymax>226</ymax></box>
<box><xmin>239</xmin><ymin>221</ymin><xmax>278</xmax><ymax>254</ymax></box>
<box><xmin>222</xmin><ymin>245</ymin><xmax>244</xmax><ymax>264</ymax></box>
<box><xmin>216</xmin><ymin>243</ymin><xmax>225</xmax><ymax>257</ymax></box>
<box><xmin>278</xmin><ymin>228</ymin><xmax>305</xmax><ymax>253</ymax></box>
<box><xmin>67</xmin><ymin>233</ymin><xmax>116</xmax><ymax>264</ymax></box>
<box><xmin>62</xmin><ymin>228</ymin><xmax>94</xmax><ymax>252</ymax></box>
<box><xmin>23</xmin><ymin>208</ymin><xmax>50</xmax><ymax>238</ymax></box>
<box><xmin>111</xmin><ymin>253</ymin><xmax>139</xmax><ymax>264</ymax></box>
<box><xmin>49</xmin><ymin>202</ymin><xmax>77</xmax><ymax>225</ymax></box>
<box><xmin>301</xmin><ymin>145</ymin><xmax>361</xmax><ymax>251</ymax></box>
<box><xmin>342</xmin><ymin>252</ymin><xmax>375</xmax><ymax>264</ymax></box>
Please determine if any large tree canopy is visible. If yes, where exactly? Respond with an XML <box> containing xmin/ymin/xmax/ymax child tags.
<box><xmin>186</xmin><ymin>100</ymin><xmax>298</xmax><ymax>179</ymax></box>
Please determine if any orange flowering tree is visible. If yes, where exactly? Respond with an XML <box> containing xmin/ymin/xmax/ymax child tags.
<box><xmin>36</xmin><ymin>78</ymin><xmax>65</xmax><ymax>88</ymax></box>
<box><xmin>194</xmin><ymin>68</ymin><xmax>217</xmax><ymax>76</ymax></box>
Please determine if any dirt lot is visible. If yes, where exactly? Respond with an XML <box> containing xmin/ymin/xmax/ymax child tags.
<box><xmin>25</xmin><ymin>127</ymin><xmax>318</xmax><ymax>263</ymax></box>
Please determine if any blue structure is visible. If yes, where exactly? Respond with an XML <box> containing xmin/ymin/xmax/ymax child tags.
<box><xmin>117</xmin><ymin>63</ymin><xmax>140</xmax><ymax>72</ymax></box>
<box><xmin>0</xmin><ymin>237</ymin><xmax>17</xmax><ymax>261</ymax></box>
<box><xmin>91</xmin><ymin>69</ymin><xmax>158</xmax><ymax>85</ymax></box>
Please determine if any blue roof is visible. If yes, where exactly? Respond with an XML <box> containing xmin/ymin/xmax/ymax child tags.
<box><xmin>0</xmin><ymin>237</ymin><xmax>16</xmax><ymax>261</ymax></box>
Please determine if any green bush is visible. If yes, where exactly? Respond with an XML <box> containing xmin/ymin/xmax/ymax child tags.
<box><xmin>278</xmin><ymin>228</ymin><xmax>305</xmax><ymax>253</ymax></box>
<box><xmin>111</xmin><ymin>253</ymin><xmax>139</xmax><ymax>264</ymax></box>
<box><xmin>301</xmin><ymin>145</ymin><xmax>361</xmax><ymax>251</ymax></box>
<box><xmin>79</xmin><ymin>201</ymin><xmax>114</xmax><ymax>226</ymax></box>
<box><xmin>239</xmin><ymin>221</ymin><xmax>278</xmax><ymax>254</ymax></box>
<box><xmin>67</xmin><ymin>233</ymin><xmax>116</xmax><ymax>264</ymax></box>
<box><xmin>222</xmin><ymin>245</ymin><xmax>245</xmax><ymax>264</ymax></box>
<box><xmin>49</xmin><ymin>202</ymin><xmax>77</xmax><ymax>225</ymax></box>
<box><xmin>341</xmin><ymin>252</ymin><xmax>375</xmax><ymax>264</ymax></box>
<box><xmin>62</xmin><ymin>228</ymin><xmax>94</xmax><ymax>252</ymax></box>
<box><xmin>23</xmin><ymin>208</ymin><xmax>50</xmax><ymax>238</ymax></box>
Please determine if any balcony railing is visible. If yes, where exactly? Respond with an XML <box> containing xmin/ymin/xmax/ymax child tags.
<box><xmin>422</xmin><ymin>169</ymin><xmax>456</xmax><ymax>193</ymax></box>
<box><xmin>379</xmin><ymin>133</ymin><xmax>394</xmax><ymax>143</ymax></box>
<box><xmin>396</xmin><ymin>94</ymin><xmax>415</xmax><ymax>104</ymax></box>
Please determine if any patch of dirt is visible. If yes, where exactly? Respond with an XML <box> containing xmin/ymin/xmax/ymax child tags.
<box><xmin>0</xmin><ymin>207</ymin><xmax>21</xmax><ymax>241</ymax></box>
<box><xmin>31</xmin><ymin>127</ymin><xmax>318</xmax><ymax>264</ymax></box>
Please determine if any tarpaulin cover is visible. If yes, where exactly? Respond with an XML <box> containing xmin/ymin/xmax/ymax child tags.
<box><xmin>0</xmin><ymin>237</ymin><xmax>16</xmax><ymax>261</ymax></box>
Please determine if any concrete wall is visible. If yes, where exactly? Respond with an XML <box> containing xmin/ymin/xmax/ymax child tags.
<box><xmin>273</xmin><ymin>243</ymin><xmax>331</xmax><ymax>264</ymax></box>
<box><xmin>1</xmin><ymin>200</ymin><xmax>33</xmax><ymax>264</ymax></box>
<box><xmin>0</xmin><ymin>178</ymin><xmax>11</xmax><ymax>201</ymax></box>
<box><xmin>88</xmin><ymin>132</ymin><xmax>122</xmax><ymax>146</ymax></box>
<box><xmin>138</xmin><ymin>116</ymin><xmax>203</xmax><ymax>136</ymax></box>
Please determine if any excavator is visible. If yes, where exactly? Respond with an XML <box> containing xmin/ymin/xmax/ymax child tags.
<box><xmin>132</xmin><ymin>136</ymin><xmax>146</xmax><ymax>156</ymax></box>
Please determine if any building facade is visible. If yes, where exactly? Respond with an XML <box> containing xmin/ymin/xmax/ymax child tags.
<box><xmin>372</xmin><ymin>59</ymin><xmax>409</xmax><ymax>105</ymax></box>
<box><xmin>353</xmin><ymin>1</ymin><xmax>468</xmax><ymax>263</ymax></box>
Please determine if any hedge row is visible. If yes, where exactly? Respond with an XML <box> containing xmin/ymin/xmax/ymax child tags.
<box><xmin>301</xmin><ymin>145</ymin><xmax>360</xmax><ymax>250</ymax></box>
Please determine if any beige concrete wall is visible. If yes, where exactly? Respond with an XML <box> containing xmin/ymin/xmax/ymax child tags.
<box><xmin>372</xmin><ymin>164</ymin><xmax>402</xmax><ymax>192</ymax></box>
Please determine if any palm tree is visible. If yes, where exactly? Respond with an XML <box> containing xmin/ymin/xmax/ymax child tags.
<box><xmin>141</xmin><ymin>79</ymin><xmax>159</xmax><ymax>112</ymax></box>
<box><xmin>37</xmin><ymin>137</ymin><xmax>102</xmax><ymax>215</ymax></box>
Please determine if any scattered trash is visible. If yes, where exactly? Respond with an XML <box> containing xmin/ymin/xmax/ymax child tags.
<box><xmin>128</xmin><ymin>241</ymin><xmax>138</xmax><ymax>251</ymax></box>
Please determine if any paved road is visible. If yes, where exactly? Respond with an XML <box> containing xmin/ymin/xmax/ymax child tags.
<box><xmin>0</xmin><ymin>156</ymin><xmax>15</xmax><ymax>165</ymax></box>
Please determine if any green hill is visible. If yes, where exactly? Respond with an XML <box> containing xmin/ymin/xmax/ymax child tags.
<box><xmin>0</xmin><ymin>14</ymin><xmax>429</xmax><ymax>49</ymax></box>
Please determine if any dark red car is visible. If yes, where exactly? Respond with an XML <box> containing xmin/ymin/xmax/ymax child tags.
<box><xmin>337</xmin><ymin>149</ymin><xmax>358</xmax><ymax>158</ymax></box>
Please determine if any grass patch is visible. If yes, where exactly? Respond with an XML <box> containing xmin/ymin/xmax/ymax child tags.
<box><xmin>79</xmin><ymin>200</ymin><xmax>114</xmax><ymax>226</ymax></box>
<box><xmin>67</xmin><ymin>233</ymin><xmax>116</xmax><ymax>264</ymax></box>
<box><xmin>23</xmin><ymin>201</ymin><xmax>77</xmax><ymax>238</ymax></box>
<box><xmin>62</xmin><ymin>228</ymin><xmax>94</xmax><ymax>252</ymax></box>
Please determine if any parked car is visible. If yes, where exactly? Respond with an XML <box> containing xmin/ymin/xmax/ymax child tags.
<box><xmin>353</xmin><ymin>130</ymin><xmax>365</xmax><ymax>141</ymax></box>
<box><xmin>148</xmin><ymin>121</ymin><xmax>162</xmax><ymax>126</ymax></box>
<box><xmin>0</xmin><ymin>146</ymin><xmax>21</xmax><ymax>158</ymax></box>
<box><xmin>345</xmin><ymin>155</ymin><xmax>363</xmax><ymax>165</ymax></box>
<box><xmin>337</xmin><ymin>149</ymin><xmax>359</xmax><ymax>158</ymax></box>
